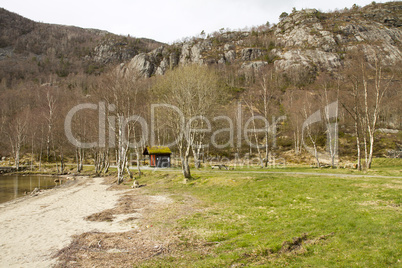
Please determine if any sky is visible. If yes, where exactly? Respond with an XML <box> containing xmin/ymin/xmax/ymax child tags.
<box><xmin>1</xmin><ymin>0</ymin><xmax>385</xmax><ymax>44</ymax></box>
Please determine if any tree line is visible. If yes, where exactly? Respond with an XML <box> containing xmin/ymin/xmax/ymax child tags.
<box><xmin>0</xmin><ymin>49</ymin><xmax>400</xmax><ymax>180</ymax></box>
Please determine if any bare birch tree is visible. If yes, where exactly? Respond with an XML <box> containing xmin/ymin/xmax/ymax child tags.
<box><xmin>152</xmin><ymin>65</ymin><xmax>221</xmax><ymax>179</ymax></box>
<box><xmin>97</xmin><ymin>71</ymin><xmax>146</xmax><ymax>184</ymax></box>
<box><xmin>362</xmin><ymin>58</ymin><xmax>392</xmax><ymax>168</ymax></box>
<box><xmin>45</xmin><ymin>90</ymin><xmax>56</xmax><ymax>162</ymax></box>
<box><xmin>242</xmin><ymin>66</ymin><xmax>281</xmax><ymax>167</ymax></box>
<box><xmin>342</xmin><ymin>52</ymin><xmax>395</xmax><ymax>169</ymax></box>
<box><xmin>8</xmin><ymin>114</ymin><xmax>27</xmax><ymax>170</ymax></box>
<box><xmin>301</xmin><ymin>91</ymin><xmax>323</xmax><ymax>167</ymax></box>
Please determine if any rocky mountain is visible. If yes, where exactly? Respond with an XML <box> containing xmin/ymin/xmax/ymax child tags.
<box><xmin>1</xmin><ymin>2</ymin><xmax>401</xmax><ymax>86</ymax></box>
<box><xmin>120</xmin><ymin>2</ymin><xmax>402</xmax><ymax>80</ymax></box>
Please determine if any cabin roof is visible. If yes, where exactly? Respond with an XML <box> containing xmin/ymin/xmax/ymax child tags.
<box><xmin>143</xmin><ymin>146</ymin><xmax>172</xmax><ymax>155</ymax></box>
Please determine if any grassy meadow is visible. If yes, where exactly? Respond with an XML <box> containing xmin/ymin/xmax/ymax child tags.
<box><xmin>133</xmin><ymin>159</ymin><xmax>401</xmax><ymax>267</ymax></box>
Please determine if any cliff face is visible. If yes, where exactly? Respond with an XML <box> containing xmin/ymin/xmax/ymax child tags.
<box><xmin>121</xmin><ymin>2</ymin><xmax>402</xmax><ymax>78</ymax></box>
<box><xmin>273</xmin><ymin>4</ymin><xmax>401</xmax><ymax>73</ymax></box>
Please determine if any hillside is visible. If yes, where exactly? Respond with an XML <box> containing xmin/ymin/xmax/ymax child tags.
<box><xmin>1</xmin><ymin>2</ymin><xmax>401</xmax><ymax>84</ymax></box>
<box><xmin>0</xmin><ymin>8</ymin><xmax>163</xmax><ymax>85</ymax></box>
<box><xmin>121</xmin><ymin>2</ymin><xmax>402</xmax><ymax>81</ymax></box>
<box><xmin>0</xmin><ymin>2</ymin><xmax>400</xmax><ymax>168</ymax></box>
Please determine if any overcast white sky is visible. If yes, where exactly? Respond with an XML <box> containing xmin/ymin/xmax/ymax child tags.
<box><xmin>1</xmin><ymin>0</ymin><xmax>385</xmax><ymax>43</ymax></box>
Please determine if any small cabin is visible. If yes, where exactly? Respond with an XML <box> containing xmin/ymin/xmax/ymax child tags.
<box><xmin>143</xmin><ymin>146</ymin><xmax>172</xmax><ymax>168</ymax></box>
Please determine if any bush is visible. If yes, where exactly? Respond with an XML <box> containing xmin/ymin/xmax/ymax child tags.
<box><xmin>279</xmin><ymin>12</ymin><xmax>289</xmax><ymax>21</ymax></box>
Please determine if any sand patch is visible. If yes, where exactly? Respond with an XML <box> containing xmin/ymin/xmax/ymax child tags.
<box><xmin>0</xmin><ymin>177</ymin><xmax>132</xmax><ymax>267</ymax></box>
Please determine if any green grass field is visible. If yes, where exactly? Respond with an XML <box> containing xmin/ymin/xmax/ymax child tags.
<box><xmin>135</xmin><ymin>159</ymin><xmax>401</xmax><ymax>267</ymax></box>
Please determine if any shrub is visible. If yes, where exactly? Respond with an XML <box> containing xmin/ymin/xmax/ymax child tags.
<box><xmin>279</xmin><ymin>12</ymin><xmax>289</xmax><ymax>21</ymax></box>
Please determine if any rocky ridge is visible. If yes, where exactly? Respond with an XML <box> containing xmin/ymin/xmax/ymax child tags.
<box><xmin>1</xmin><ymin>2</ymin><xmax>401</xmax><ymax>82</ymax></box>
<box><xmin>120</xmin><ymin>2</ymin><xmax>402</xmax><ymax>79</ymax></box>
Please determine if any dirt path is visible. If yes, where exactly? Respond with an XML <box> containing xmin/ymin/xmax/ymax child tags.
<box><xmin>133</xmin><ymin>167</ymin><xmax>402</xmax><ymax>179</ymax></box>
<box><xmin>235</xmin><ymin>171</ymin><xmax>402</xmax><ymax>179</ymax></box>
<box><xmin>0</xmin><ymin>177</ymin><xmax>134</xmax><ymax>267</ymax></box>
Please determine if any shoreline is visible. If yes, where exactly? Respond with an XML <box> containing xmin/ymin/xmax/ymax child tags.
<box><xmin>0</xmin><ymin>173</ymin><xmax>78</xmax><ymax>207</ymax></box>
<box><xmin>0</xmin><ymin>175</ymin><xmax>133</xmax><ymax>267</ymax></box>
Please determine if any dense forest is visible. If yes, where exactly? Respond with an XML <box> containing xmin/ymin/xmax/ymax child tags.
<box><xmin>0</xmin><ymin>2</ymin><xmax>400</xmax><ymax>180</ymax></box>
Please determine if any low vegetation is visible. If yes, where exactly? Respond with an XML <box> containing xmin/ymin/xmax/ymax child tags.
<box><xmin>55</xmin><ymin>159</ymin><xmax>401</xmax><ymax>267</ymax></box>
<box><xmin>0</xmin><ymin>2</ymin><xmax>400</xmax><ymax>179</ymax></box>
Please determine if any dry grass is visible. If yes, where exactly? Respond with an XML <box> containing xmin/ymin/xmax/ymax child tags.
<box><xmin>54</xmin><ymin>179</ymin><xmax>208</xmax><ymax>267</ymax></box>
<box><xmin>353</xmin><ymin>182</ymin><xmax>402</xmax><ymax>190</ymax></box>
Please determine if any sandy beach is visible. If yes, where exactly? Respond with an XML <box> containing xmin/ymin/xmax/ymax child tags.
<box><xmin>0</xmin><ymin>177</ymin><xmax>135</xmax><ymax>267</ymax></box>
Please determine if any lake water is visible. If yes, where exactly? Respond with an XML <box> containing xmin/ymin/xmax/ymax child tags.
<box><xmin>0</xmin><ymin>175</ymin><xmax>63</xmax><ymax>204</ymax></box>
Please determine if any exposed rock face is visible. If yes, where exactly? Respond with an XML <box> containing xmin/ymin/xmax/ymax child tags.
<box><xmin>241</xmin><ymin>48</ymin><xmax>264</xmax><ymax>61</ymax></box>
<box><xmin>156</xmin><ymin>58</ymin><xmax>169</xmax><ymax>75</ymax></box>
<box><xmin>179</xmin><ymin>43</ymin><xmax>192</xmax><ymax>65</ymax></box>
<box><xmin>190</xmin><ymin>42</ymin><xmax>207</xmax><ymax>63</ymax></box>
<box><xmin>93</xmin><ymin>40</ymin><xmax>136</xmax><ymax>64</ymax></box>
<box><xmin>224</xmin><ymin>44</ymin><xmax>235</xmax><ymax>51</ymax></box>
<box><xmin>120</xmin><ymin>2</ymin><xmax>402</xmax><ymax>79</ymax></box>
<box><xmin>180</xmin><ymin>40</ymin><xmax>213</xmax><ymax>64</ymax></box>
<box><xmin>337</xmin><ymin>23</ymin><xmax>402</xmax><ymax>65</ymax></box>
<box><xmin>224</xmin><ymin>50</ymin><xmax>236</xmax><ymax>62</ymax></box>
<box><xmin>272</xmin><ymin>6</ymin><xmax>402</xmax><ymax>72</ymax></box>
<box><xmin>91</xmin><ymin>36</ymin><xmax>162</xmax><ymax>65</ymax></box>
<box><xmin>120</xmin><ymin>40</ymin><xmax>215</xmax><ymax>77</ymax></box>
<box><xmin>241</xmin><ymin>61</ymin><xmax>268</xmax><ymax>70</ymax></box>
<box><xmin>118</xmin><ymin>46</ymin><xmax>162</xmax><ymax>77</ymax></box>
<box><xmin>127</xmin><ymin>53</ymin><xmax>154</xmax><ymax>77</ymax></box>
<box><xmin>362</xmin><ymin>3</ymin><xmax>402</xmax><ymax>27</ymax></box>
<box><xmin>273</xmin><ymin>49</ymin><xmax>341</xmax><ymax>72</ymax></box>
<box><xmin>169</xmin><ymin>51</ymin><xmax>179</xmax><ymax>69</ymax></box>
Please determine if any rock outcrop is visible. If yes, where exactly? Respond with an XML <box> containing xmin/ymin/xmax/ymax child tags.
<box><xmin>241</xmin><ymin>48</ymin><xmax>265</xmax><ymax>61</ymax></box>
<box><xmin>120</xmin><ymin>46</ymin><xmax>178</xmax><ymax>77</ymax></box>
<box><xmin>93</xmin><ymin>39</ymin><xmax>137</xmax><ymax>64</ymax></box>
<box><xmin>120</xmin><ymin>2</ymin><xmax>401</xmax><ymax>78</ymax></box>
<box><xmin>273</xmin><ymin>6</ymin><xmax>402</xmax><ymax>72</ymax></box>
